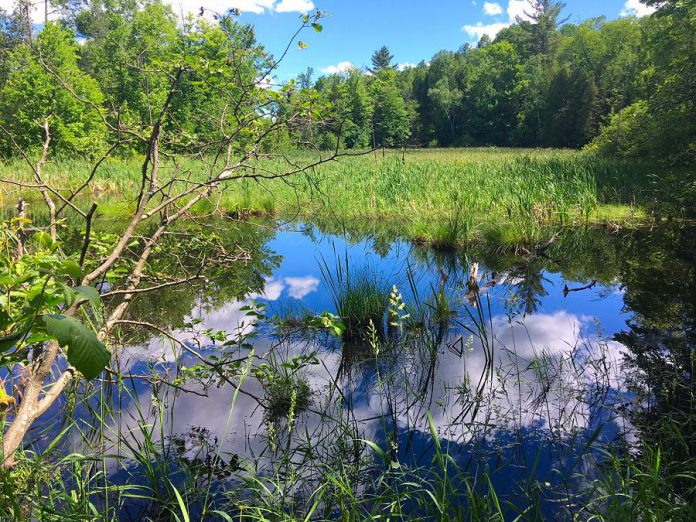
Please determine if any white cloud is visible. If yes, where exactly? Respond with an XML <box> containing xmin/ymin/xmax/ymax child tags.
<box><xmin>397</xmin><ymin>62</ymin><xmax>416</xmax><ymax>71</ymax></box>
<box><xmin>483</xmin><ymin>2</ymin><xmax>503</xmax><ymax>16</ymax></box>
<box><xmin>248</xmin><ymin>277</ymin><xmax>285</xmax><ymax>301</ymax></box>
<box><xmin>320</xmin><ymin>61</ymin><xmax>356</xmax><ymax>74</ymax></box>
<box><xmin>462</xmin><ymin>22</ymin><xmax>510</xmax><ymax>40</ymax></box>
<box><xmin>507</xmin><ymin>0</ymin><xmax>533</xmax><ymax>21</ymax></box>
<box><xmin>620</xmin><ymin>0</ymin><xmax>657</xmax><ymax>18</ymax></box>
<box><xmin>284</xmin><ymin>276</ymin><xmax>320</xmax><ymax>299</ymax></box>
<box><xmin>275</xmin><ymin>0</ymin><xmax>314</xmax><ymax>13</ymax></box>
<box><xmin>462</xmin><ymin>0</ymin><xmax>536</xmax><ymax>41</ymax></box>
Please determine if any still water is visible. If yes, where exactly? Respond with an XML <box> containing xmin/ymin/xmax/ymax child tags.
<box><xmin>37</xmin><ymin>221</ymin><xmax>696</xmax><ymax>518</ymax></box>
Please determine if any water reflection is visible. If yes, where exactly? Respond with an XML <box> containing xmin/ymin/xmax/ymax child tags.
<box><xmin>51</xmin><ymin>222</ymin><xmax>696</xmax><ymax>517</ymax></box>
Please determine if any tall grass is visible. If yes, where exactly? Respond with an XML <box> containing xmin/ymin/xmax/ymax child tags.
<box><xmin>1</xmin><ymin>148</ymin><xmax>671</xmax><ymax>247</ymax></box>
<box><xmin>319</xmin><ymin>250</ymin><xmax>389</xmax><ymax>343</ymax></box>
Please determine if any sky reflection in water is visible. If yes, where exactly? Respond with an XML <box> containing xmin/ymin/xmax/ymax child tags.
<box><xmin>49</xmin><ymin>222</ymin><xmax>668</xmax><ymax>517</ymax></box>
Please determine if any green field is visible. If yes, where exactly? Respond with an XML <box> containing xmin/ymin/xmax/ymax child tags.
<box><xmin>2</xmin><ymin>148</ymin><xmax>691</xmax><ymax>246</ymax></box>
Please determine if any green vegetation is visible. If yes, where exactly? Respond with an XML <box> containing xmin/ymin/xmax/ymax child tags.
<box><xmin>319</xmin><ymin>253</ymin><xmax>390</xmax><ymax>342</ymax></box>
<box><xmin>1</xmin><ymin>1</ymin><xmax>694</xmax><ymax>162</ymax></box>
<box><xmin>4</xmin><ymin>148</ymin><xmax>690</xmax><ymax>248</ymax></box>
<box><xmin>255</xmin><ymin>353</ymin><xmax>314</xmax><ymax>422</ymax></box>
<box><xmin>0</xmin><ymin>23</ymin><xmax>105</xmax><ymax>155</ymax></box>
<box><xmin>1</xmin><ymin>0</ymin><xmax>695</xmax><ymax>518</ymax></box>
<box><xmin>300</xmin><ymin>0</ymin><xmax>696</xmax><ymax>163</ymax></box>
<box><xmin>2</xmin><ymin>213</ymin><xmax>696</xmax><ymax>519</ymax></box>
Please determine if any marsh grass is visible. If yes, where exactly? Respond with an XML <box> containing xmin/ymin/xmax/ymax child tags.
<box><xmin>2</xmin><ymin>148</ymin><xmax>681</xmax><ymax>247</ymax></box>
<box><xmin>319</xmin><ymin>250</ymin><xmax>389</xmax><ymax>343</ymax></box>
<box><xmin>413</xmin><ymin>212</ymin><xmax>475</xmax><ymax>250</ymax></box>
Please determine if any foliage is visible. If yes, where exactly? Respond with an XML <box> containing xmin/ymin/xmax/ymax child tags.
<box><xmin>280</xmin><ymin>3</ymin><xmax>693</xmax><ymax>163</ymax></box>
<box><xmin>255</xmin><ymin>353</ymin><xmax>317</xmax><ymax>421</ymax></box>
<box><xmin>0</xmin><ymin>219</ymin><xmax>110</xmax><ymax>381</ymax></box>
<box><xmin>0</xmin><ymin>23</ymin><xmax>106</xmax><ymax>156</ymax></box>
<box><xmin>74</xmin><ymin>0</ymin><xmax>180</xmax><ymax>136</ymax></box>
<box><xmin>319</xmin><ymin>253</ymin><xmax>390</xmax><ymax>342</ymax></box>
<box><xmin>591</xmin><ymin>1</ymin><xmax>696</xmax><ymax>162</ymax></box>
<box><xmin>0</xmin><ymin>1</ymin><xmax>692</xmax><ymax>162</ymax></box>
<box><xmin>0</xmin><ymin>0</ymin><xmax>332</xmax><ymax>477</ymax></box>
<box><xmin>370</xmin><ymin>45</ymin><xmax>395</xmax><ymax>72</ymax></box>
<box><xmin>370</xmin><ymin>69</ymin><xmax>411</xmax><ymax>148</ymax></box>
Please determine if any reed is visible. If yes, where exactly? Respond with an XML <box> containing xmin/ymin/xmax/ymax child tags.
<box><xmin>319</xmin><ymin>250</ymin><xmax>390</xmax><ymax>343</ymax></box>
<box><xmin>1</xmin><ymin>148</ymin><xmax>673</xmax><ymax>247</ymax></box>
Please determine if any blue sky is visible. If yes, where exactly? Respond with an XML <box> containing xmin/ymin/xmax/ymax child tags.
<box><xmin>226</xmin><ymin>0</ymin><xmax>656</xmax><ymax>81</ymax></box>
<box><xmin>1</xmin><ymin>0</ymin><xmax>656</xmax><ymax>81</ymax></box>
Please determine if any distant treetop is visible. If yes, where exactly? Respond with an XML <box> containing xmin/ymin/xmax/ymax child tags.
<box><xmin>370</xmin><ymin>46</ymin><xmax>396</xmax><ymax>72</ymax></box>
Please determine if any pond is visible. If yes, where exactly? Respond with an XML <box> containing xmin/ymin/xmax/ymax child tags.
<box><xmin>31</xmin><ymin>220</ymin><xmax>696</xmax><ymax>519</ymax></box>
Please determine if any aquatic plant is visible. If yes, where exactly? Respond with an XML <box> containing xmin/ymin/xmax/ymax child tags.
<box><xmin>2</xmin><ymin>220</ymin><xmax>695</xmax><ymax>520</ymax></box>
<box><xmin>254</xmin><ymin>356</ymin><xmax>312</xmax><ymax>423</ymax></box>
<box><xmin>319</xmin><ymin>251</ymin><xmax>390</xmax><ymax>342</ymax></box>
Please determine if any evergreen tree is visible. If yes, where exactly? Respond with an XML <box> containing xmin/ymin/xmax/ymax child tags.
<box><xmin>370</xmin><ymin>45</ymin><xmax>396</xmax><ymax>72</ymax></box>
<box><xmin>516</xmin><ymin>0</ymin><xmax>568</xmax><ymax>58</ymax></box>
<box><xmin>297</xmin><ymin>67</ymin><xmax>314</xmax><ymax>90</ymax></box>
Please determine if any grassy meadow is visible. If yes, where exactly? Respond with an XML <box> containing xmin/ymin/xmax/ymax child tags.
<box><xmin>2</xmin><ymin>148</ymin><xmax>691</xmax><ymax>246</ymax></box>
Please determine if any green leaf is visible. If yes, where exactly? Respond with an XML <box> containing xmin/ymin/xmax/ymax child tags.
<box><xmin>426</xmin><ymin>411</ymin><xmax>441</xmax><ymax>452</ymax></box>
<box><xmin>312</xmin><ymin>23</ymin><xmax>323</xmax><ymax>33</ymax></box>
<box><xmin>34</xmin><ymin>231</ymin><xmax>60</xmax><ymax>250</ymax></box>
<box><xmin>0</xmin><ymin>309</ymin><xmax>11</xmax><ymax>330</ymax></box>
<box><xmin>168</xmin><ymin>481</ymin><xmax>190</xmax><ymax>522</ymax></box>
<box><xmin>60</xmin><ymin>260</ymin><xmax>83</xmax><ymax>280</ymax></box>
<box><xmin>0</xmin><ymin>273</ymin><xmax>34</xmax><ymax>286</ymax></box>
<box><xmin>58</xmin><ymin>284</ymin><xmax>101</xmax><ymax>309</ymax></box>
<box><xmin>42</xmin><ymin>315</ymin><xmax>110</xmax><ymax>380</ymax></box>
<box><xmin>359</xmin><ymin>439</ymin><xmax>389</xmax><ymax>464</ymax></box>
<box><xmin>71</xmin><ymin>286</ymin><xmax>101</xmax><ymax>309</ymax></box>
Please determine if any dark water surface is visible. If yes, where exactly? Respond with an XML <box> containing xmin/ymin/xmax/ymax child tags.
<box><xmin>32</xmin><ymin>221</ymin><xmax>696</xmax><ymax>519</ymax></box>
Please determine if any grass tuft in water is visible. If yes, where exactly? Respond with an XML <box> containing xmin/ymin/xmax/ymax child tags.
<box><xmin>319</xmin><ymin>250</ymin><xmax>389</xmax><ymax>343</ymax></box>
<box><xmin>256</xmin><ymin>354</ymin><xmax>314</xmax><ymax>422</ymax></box>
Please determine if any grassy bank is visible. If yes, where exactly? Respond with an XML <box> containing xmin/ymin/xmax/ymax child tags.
<box><xmin>2</xmin><ymin>148</ymin><xmax>691</xmax><ymax>246</ymax></box>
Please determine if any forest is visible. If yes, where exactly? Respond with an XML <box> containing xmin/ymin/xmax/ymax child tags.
<box><xmin>0</xmin><ymin>0</ymin><xmax>694</xmax><ymax>162</ymax></box>
<box><xmin>0</xmin><ymin>0</ymin><xmax>695</xmax><ymax>520</ymax></box>
<box><xmin>303</xmin><ymin>3</ymin><xmax>696</xmax><ymax>161</ymax></box>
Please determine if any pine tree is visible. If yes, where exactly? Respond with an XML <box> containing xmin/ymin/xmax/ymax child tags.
<box><xmin>370</xmin><ymin>46</ymin><xmax>396</xmax><ymax>72</ymax></box>
<box><xmin>516</xmin><ymin>0</ymin><xmax>568</xmax><ymax>58</ymax></box>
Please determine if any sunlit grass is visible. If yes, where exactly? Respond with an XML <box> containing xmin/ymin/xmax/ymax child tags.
<box><xmin>1</xmin><ymin>148</ymin><xmax>687</xmax><ymax>247</ymax></box>
<box><xmin>319</xmin><ymin>252</ymin><xmax>389</xmax><ymax>343</ymax></box>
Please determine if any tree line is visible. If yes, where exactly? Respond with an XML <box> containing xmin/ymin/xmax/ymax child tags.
<box><xmin>289</xmin><ymin>0</ymin><xmax>695</xmax><ymax>163</ymax></box>
<box><xmin>0</xmin><ymin>0</ymin><xmax>694</xmax><ymax>163</ymax></box>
